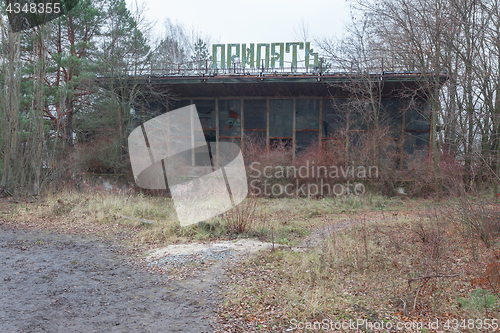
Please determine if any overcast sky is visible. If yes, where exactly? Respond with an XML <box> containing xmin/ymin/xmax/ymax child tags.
<box><xmin>127</xmin><ymin>0</ymin><xmax>351</xmax><ymax>46</ymax></box>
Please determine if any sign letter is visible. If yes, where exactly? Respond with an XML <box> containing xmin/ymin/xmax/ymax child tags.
<box><xmin>256</xmin><ymin>43</ymin><xmax>270</xmax><ymax>69</ymax></box>
<box><xmin>271</xmin><ymin>43</ymin><xmax>284</xmax><ymax>68</ymax></box>
<box><xmin>213</xmin><ymin>44</ymin><xmax>226</xmax><ymax>68</ymax></box>
<box><xmin>227</xmin><ymin>44</ymin><xmax>240</xmax><ymax>68</ymax></box>
<box><xmin>286</xmin><ymin>42</ymin><xmax>304</xmax><ymax>68</ymax></box>
<box><xmin>242</xmin><ymin>43</ymin><xmax>255</xmax><ymax>68</ymax></box>
<box><xmin>305</xmin><ymin>42</ymin><xmax>319</xmax><ymax>68</ymax></box>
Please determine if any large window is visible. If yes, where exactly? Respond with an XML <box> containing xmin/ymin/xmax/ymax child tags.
<box><xmin>322</xmin><ymin>99</ymin><xmax>347</xmax><ymax>138</ymax></box>
<box><xmin>166</xmin><ymin>99</ymin><xmax>215</xmax><ymax>166</ymax></box>
<box><xmin>168</xmin><ymin>99</ymin><xmax>191</xmax><ymax>112</ymax></box>
<box><xmin>296</xmin><ymin>99</ymin><xmax>319</xmax><ymax>151</ymax></box>
<box><xmin>269</xmin><ymin>99</ymin><xmax>293</xmax><ymax>148</ymax></box>
<box><xmin>269</xmin><ymin>99</ymin><xmax>292</xmax><ymax>138</ymax></box>
<box><xmin>403</xmin><ymin>100</ymin><xmax>430</xmax><ymax>156</ymax></box>
<box><xmin>405</xmin><ymin>100</ymin><xmax>430</xmax><ymax>131</ymax></box>
<box><xmin>219</xmin><ymin>99</ymin><xmax>241</xmax><ymax>138</ymax></box>
<box><xmin>380</xmin><ymin>99</ymin><xmax>403</xmax><ymax>137</ymax></box>
<box><xmin>194</xmin><ymin>100</ymin><xmax>216</xmax><ymax>131</ymax></box>
<box><xmin>193</xmin><ymin>100</ymin><xmax>216</xmax><ymax>166</ymax></box>
<box><xmin>142</xmin><ymin>94</ymin><xmax>428</xmax><ymax>169</ymax></box>
<box><xmin>404</xmin><ymin>132</ymin><xmax>429</xmax><ymax>154</ymax></box>
<box><xmin>243</xmin><ymin>99</ymin><xmax>267</xmax><ymax>142</ymax></box>
<box><xmin>193</xmin><ymin>99</ymin><xmax>216</xmax><ymax>144</ymax></box>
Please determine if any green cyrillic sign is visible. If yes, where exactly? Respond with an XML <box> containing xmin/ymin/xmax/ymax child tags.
<box><xmin>212</xmin><ymin>42</ymin><xmax>319</xmax><ymax>69</ymax></box>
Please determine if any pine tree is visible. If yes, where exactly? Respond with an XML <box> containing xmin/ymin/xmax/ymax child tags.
<box><xmin>79</xmin><ymin>0</ymin><xmax>153</xmax><ymax>173</ymax></box>
<box><xmin>43</xmin><ymin>0</ymin><xmax>106</xmax><ymax>148</ymax></box>
<box><xmin>191</xmin><ymin>38</ymin><xmax>210</xmax><ymax>72</ymax></box>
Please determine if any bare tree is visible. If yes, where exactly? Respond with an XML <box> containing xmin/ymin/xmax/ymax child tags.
<box><xmin>319</xmin><ymin>13</ymin><xmax>395</xmax><ymax>169</ymax></box>
<box><xmin>327</xmin><ymin>0</ymin><xmax>500</xmax><ymax>193</ymax></box>
<box><xmin>150</xmin><ymin>19</ymin><xmax>212</xmax><ymax>74</ymax></box>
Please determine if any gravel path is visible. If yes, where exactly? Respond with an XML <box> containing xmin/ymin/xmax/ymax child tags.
<box><xmin>147</xmin><ymin>248</ymin><xmax>235</xmax><ymax>269</ymax></box>
<box><xmin>0</xmin><ymin>224</ymin><xmax>225</xmax><ymax>333</ymax></box>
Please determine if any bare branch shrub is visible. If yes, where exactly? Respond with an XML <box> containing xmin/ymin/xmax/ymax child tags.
<box><xmin>458</xmin><ymin>194</ymin><xmax>500</xmax><ymax>249</ymax></box>
<box><xmin>221</xmin><ymin>195</ymin><xmax>258</xmax><ymax>234</ymax></box>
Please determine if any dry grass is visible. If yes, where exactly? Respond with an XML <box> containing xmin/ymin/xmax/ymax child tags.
<box><xmin>217</xmin><ymin>202</ymin><xmax>500</xmax><ymax>332</ymax></box>
<box><xmin>3</xmin><ymin>190</ymin><xmax>344</xmax><ymax>247</ymax></box>
<box><xmin>7</xmin><ymin>190</ymin><xmax>180</xmax><ymax>250</ymax></box>
<box><xmin>7</xmin><ymin>186</ymin><xmax>499</xmax><ymax>332</ymax></box>
<box><xmin>6</xmin><ymin>188</ymin><xmax>430</xmax><ymax>249</ymax></box>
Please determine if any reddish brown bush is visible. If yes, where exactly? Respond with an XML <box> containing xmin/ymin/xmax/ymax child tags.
<box><xmin>242</xmin><ymin>127</ymin><xmax>467</xmax><ymax>198</ymax></box>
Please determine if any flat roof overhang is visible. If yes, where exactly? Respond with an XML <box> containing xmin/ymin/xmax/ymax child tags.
<box><xmin>97</xmin><ymin>72</ymin><xmax>448</xmax><ymax>99</ymax></box>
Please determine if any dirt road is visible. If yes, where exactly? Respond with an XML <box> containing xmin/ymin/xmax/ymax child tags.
<box><xmin>0</xmin><ymin>223</ymin><xmax>223</xmax><ymax>332</ymax></box>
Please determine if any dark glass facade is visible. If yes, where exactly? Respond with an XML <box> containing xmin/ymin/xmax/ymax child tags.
<box><xmin>136</xmin><ymin>97</ymin><xmax>431</xmax><ymax>165</ymax></box>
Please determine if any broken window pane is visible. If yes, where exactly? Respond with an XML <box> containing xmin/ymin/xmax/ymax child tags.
<box><xmin>219</xmin><ymin>100</ymin><xmax>241</xmax><ymax>137</ymax></box>
<box><xmin>194</xmin><ymin>100</ymin><xmax>216</xmax><ymax>130</ymax></box>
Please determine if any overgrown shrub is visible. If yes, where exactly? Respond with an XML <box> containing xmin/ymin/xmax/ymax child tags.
<box><xmin>74</xmin><ymin>135</ymin><xmax>129</xmax><ymax>174</ymax></box>
<box><xmin>221</xmin><ymin>195</ymin><xmax>258</xmax><ymax>234</ymax></box>
<box><xmin>458</xmin><ymin>194</ymin><xmax>500</xmax><ymax>249</ymax></box>
<box><xmin>242</xmin><ymin>127</ymin><xmax>464</xmax><ymax>198</ymax></box>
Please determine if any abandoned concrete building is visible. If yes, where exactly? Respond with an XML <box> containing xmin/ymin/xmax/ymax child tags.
<box><xmin>110</xmin><ymin>43</ymin><xmax>447</xmax><ymax>171</ymax></box>
<box><xmin>133</xmin><ymin>78</ymin><xmax>441</xmax><ymax>166</ymax></box>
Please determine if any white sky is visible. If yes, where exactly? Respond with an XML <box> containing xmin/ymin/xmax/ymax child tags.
<box><xmin>127</xmin><ymin>0</ymin><xmax>351</xmax><ymax>46</ymax></box>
